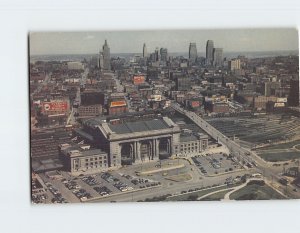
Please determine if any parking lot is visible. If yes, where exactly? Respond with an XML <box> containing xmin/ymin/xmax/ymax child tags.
<box><xmin>37</xmin><ymin>169</ymin><xmax>162</xmax><ymax>203</ymax></box>
<box><xmin>192</xmin><ymin>153</ymin><xmax>243</xmax><ymax>176</ymax></box>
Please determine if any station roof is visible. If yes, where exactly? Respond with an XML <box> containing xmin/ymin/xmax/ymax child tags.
<box><xmin>109</xmin><ymin>118</ymin><xmax>169</xmax><ymax>134</ymax></box>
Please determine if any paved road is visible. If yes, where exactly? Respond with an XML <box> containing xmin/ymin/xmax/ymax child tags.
<box><xmin>110</xmin><ymin>73</ymin><xmax>137</xmax><ymax>112</ymax></box>
<box><xmin>87</xmin><ymin>168</ymin><xmax>252</xmax><ymax>202</ymax></box>
<box><xmin>30</xmin><ymin>72</ymin><xmax>51</xmax><ymax>98</ymax></box>
<box><xmin>171</xmin><ymin>103</ymin><xmax>300</xmax><ymax>199</ymax></box>
<box><xmin>67</xmin><ymin>67</ymin><xmax>89</xmax><ymax>125</ymax></box>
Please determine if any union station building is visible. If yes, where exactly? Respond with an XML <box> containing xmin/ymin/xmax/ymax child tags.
<box><xmin>74</xmin><ymin>113</ymin><xmax>209</xmax><ymax>168</ymax></box>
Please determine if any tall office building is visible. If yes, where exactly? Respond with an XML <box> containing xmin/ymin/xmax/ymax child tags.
<box><xmin>213</xmin><ymin>48</ymin><xmax>223</xmax><ymax>67</ymax></box>
<box><xmin>189</xmin><ymin>43</ymin><xmax>197</xmax><ymax>62</ymax></box>
<box><xmin>143</xmin><ymin>43</ymin><xmax>147</xmax><ymax>58</ymax></box>
<box><xmin>228</xmin><ymin>59</ymin><xmax>241</xmax><ymax>71</ymax></box>
<box><xmin>154</xmin><ymin>47</ymin><xmax>160</xmax><ymax>61</ymax></box>
<box><xmin>160</xmin><ymin>48</ymin><xmax>168</xmax><ymax>62</ymax></box>
<box><xmin>98</xmin><ymin>52</ymin><xmax>104</xmax><ymax>69</ymax></box>
<box><xmin>102</xmin><ymin>40</ymin><xmax>111</xmax><ymax>70</ymax></box>
<box><xmin>206</xmin><ymin>40</ymin><xmax>214</xmax><ymax>65</ymax></box>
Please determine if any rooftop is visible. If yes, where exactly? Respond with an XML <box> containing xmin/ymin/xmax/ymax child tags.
<box><xmin>109</xmin><ymin>118</ymin><xmax>169</xmax><ymax>134</ymax></box>
<box><xmin>180</xmin><ymin>134</ymin><xmax>199</xmax><ymax>142</ymax></box>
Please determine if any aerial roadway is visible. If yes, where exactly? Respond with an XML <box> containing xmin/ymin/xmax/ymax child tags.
<box><xmin>170</xmin><ymin>103</ymin><xmax>300</xmax><ymax>199</ymax></box>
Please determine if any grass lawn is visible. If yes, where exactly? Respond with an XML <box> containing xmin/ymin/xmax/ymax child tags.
<box><xmin>257</xmin><ymin>140</ymin><xmax>300</xmax><ymax>150</ymax></box>
<box><xmin>166</xmin><ymin>184</ymin><xmax>239</xmax><ymax>201</ymax></box>
<box><xmin>257</xmin><ymin>151</ymin><xmax>300</xmax><ymax>162</ymax></box>
<box><xmin>200</xmin><ymin>189</ymin><xmax>233</xmax><ymax>201</ymax></box>
<box><xmin>229</xmin><ymin>184</ymin><xmax>286</xmax><ymax>200</ymax></box>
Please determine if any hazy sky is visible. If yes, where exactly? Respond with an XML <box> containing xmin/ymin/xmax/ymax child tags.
<box><xmin>29</xmin><ymin>28</ymin><xmax>298</xmax><ymax>55</ymax></box>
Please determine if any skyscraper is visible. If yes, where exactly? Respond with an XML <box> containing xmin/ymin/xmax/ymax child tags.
<box><xmin>154</xmin><ymin>47</ymin><xmax>160</xmax><ymax>61</ymax></box>
<box><xmin>206</xmin><ymin>40</ymin><xmax>214</xmax><ymax>65</ymax></box>
<box><xmin>213</xmin><ymin>48</ymin><xmax>223</xmax><ymax>67</ymax></box>
<box><xmin>143</xmin><ymin>43</ymin><xmax>147</xmax><ymax>58</ymax></box>
<box><xmin>189</xmin><ymin>43</ymin><xmax>197</xmax><ymax>62</ymax></box>
<box><xmin>160</xmin><ymin>48</ymin><xmax>168</xmax><ymax>62</ymax></box>
<box><xmin>102</xmin><ymin>40</ymin><xmax>110</xmax><ymax>70</ymax></box>
<box><xmin>98</xmin><ymin>52</ymin><xmax>104</xmax><ymax>69</ymax></box>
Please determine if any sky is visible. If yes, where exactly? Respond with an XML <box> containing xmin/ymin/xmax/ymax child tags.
<box><xmin>29</xmin><ymin>28</ymin><xmax>299</xmax><ymax>55</ymax></box>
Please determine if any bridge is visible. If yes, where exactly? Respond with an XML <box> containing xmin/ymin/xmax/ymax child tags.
<box><xmin>171</xmin><ymin>103</ymin><xmax>256</xmax><ymax>166</ymax></box>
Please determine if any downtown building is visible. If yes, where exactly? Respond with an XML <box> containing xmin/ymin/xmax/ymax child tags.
<box><xmin>189</xmin><ymin>43</ymin><xmax>197</xmax><ymax>63</ymax></box>
<box><xmin>228</xmin><ymin>59</ymin><xmax>241</xmax><ymax>71</ymax></box>
<box><xmin>160</xmin><ymin>48</ymin><xmax>168</xmax><ymax>62</ymax></box>
<box><xmin>143</xmin><ymin>43</ymin><xmax>147</xmax><ymax>58</ymax></box>
<box><xmin>206</xmin><ymin>40</ymin><xmax>214</xmax><ymax>65</ymax></box>
<box><xmin>99</xmin><ymin>40</ymin><xmax>111</xmax><ymax>71</ymax></box>
<box><xmin>213</xmin><ymin>48</ymin><xmax>223</xmax><ymax>67</ymax></box>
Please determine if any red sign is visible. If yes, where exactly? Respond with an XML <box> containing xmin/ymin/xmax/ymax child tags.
<box><xmin>110</xmin><ymin>100</ymin><xmax>127</xmax><ymax>107</ymax></box>
<box><xmin>42</xmin><ymin>101</ymin><xmax>68</xmax><ymax>112</ymax></box>
<box><xmin>133</xmin><ymin>75</ymin><xmax>145</xmax><ymax>85</ymax></box>
<box><xmin>191</xmin><ymin>101</ymin><xmax>200</xmax><ymax>108</ymax></box>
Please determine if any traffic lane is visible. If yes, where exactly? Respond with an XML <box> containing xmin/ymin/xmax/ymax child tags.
<box><xmin>90</xmin><ymin>169</ymin><xmax>252</xmax><ymax>202</ymax></box>
<box><xmin>173</xmin><ymin>104</ymin><xmax>297</xmax><ymax>197</ymax></box>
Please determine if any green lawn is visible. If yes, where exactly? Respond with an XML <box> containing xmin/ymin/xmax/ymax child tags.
<box><xmin>229</xmin><ymin>184</ymin><xmax>286</xmax><ymax>200</ymax></box>
<box><xmin>166</xmin><ymin>184</ymin><xmax>240</xmax><ymax>201</ymax></box>
<box><xmin>200</xmin><ymin>189</ymin><xmax>233</xmax><ymax>201</ymax></box>
<box><xmin>257</xmin><ymin>151</ymin><xmax>300</xmax><ymax>162</ymax></box>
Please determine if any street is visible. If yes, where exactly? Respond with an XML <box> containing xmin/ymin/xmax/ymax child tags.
<box><xmin>171</xmin><ymin>103</ymin><xmax>300</xmax><ymax>199</ymax></box>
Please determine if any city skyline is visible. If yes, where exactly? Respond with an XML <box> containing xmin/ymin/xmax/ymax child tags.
<box><xmin>29</xmin><ymin>28</ymin><xmax>299</xmax><ymax>55</ymax></box>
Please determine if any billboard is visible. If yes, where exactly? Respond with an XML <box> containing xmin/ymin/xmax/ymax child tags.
<box><xmin>42</xmin><ymin>101</ymin><xmax>68</xmax><ymax>112</ymax></box>
<box><xmin>150</xmin><ymin>95</ymin><xmax>162</xmax><ymax>102</ymax></box>
<box><xmin>277</xmin><ymin>98</ymin><xmax>287</xmax><ymax>103</ymax></box>
<box><xmin>110</xmin><ymin>100</ymin><xmax>127</xmax><ymax>107</ymax></box>
<box><xmin>274</xmin><ymin>102</ymin><xmax>285</xmax><ymax>107</ymax></box>
<box><xmin>191</xmin><ymin>100</ymin><xmax>200</xmax><ymax>108</ymax></box>
<box><xmin>133</xmin><ymin>75</ymin><xmax>145</xmax><ymax>85</ymax></box>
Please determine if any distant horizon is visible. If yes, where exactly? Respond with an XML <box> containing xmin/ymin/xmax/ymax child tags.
<box><xmin>29</xmin><ymin>49</ymin><xmax>299</xmax><ymax>62</ymax></box>
<box><xmin>30</xmin><ymin>49</ymin><xmax>299</xmax><ymax>56</ymax></box>
<box><xmin>29</xmin><ymin>29</ymin><xmax>299</xmax><ymax>56</ymax></box>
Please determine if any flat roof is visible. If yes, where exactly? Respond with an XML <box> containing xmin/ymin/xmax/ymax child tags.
<box><xmin>180</xmin><ymin>134</ymin><xmax>199</xmax><ymax>142</ymax></box>
<box><xmin>109</xmin><ymin>118</ymin><xmax>169</xmax><ymax>134</ymax></box>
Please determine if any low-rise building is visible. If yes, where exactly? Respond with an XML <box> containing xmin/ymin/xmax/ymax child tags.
<box><xmin>177</xmin><ymin>133</ymin><xmax>209</xmax><ymax>157</ymax></box>
<box><xmin>78</xmin><ymin>104</ymin><xmax>102</xmax><ymax>117</ymax></box>
<box><xmin>60</xmin><ymin>144</ymin><xmax>108</xmax><ymax>174</ymax></box>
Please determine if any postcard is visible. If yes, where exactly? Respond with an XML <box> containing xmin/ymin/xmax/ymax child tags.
<box><xmin>29</xmin><ymin>29</ymin><xmax>300</xmax><ymax>203</ymax></box>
